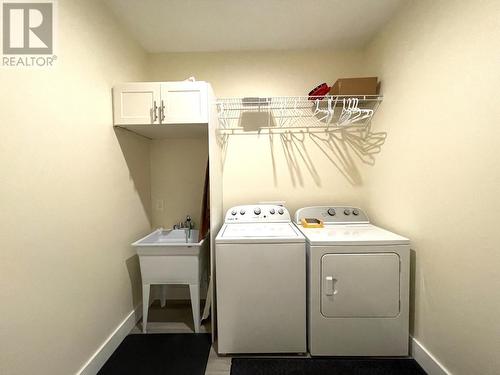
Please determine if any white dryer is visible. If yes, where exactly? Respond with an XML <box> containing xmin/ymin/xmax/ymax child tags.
<box><xmin>216</xmin><ymin>205</ymin><xmax>306</xmax><ymax>354</ymax></box>
<box><xmin>295</xmin><ymin>206</ymin><xmax>410</xmax><ymax>356</ymax></box>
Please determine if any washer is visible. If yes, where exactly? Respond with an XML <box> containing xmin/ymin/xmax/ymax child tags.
<box><xmin>295</xmin><ymin>206</ymin><xmax>410</xmax><ymax>356</ymax></box>
<box><xmin>216</xmin><ymin>205</ymin><xmax>306</xmax><ymax>354</ymax></box>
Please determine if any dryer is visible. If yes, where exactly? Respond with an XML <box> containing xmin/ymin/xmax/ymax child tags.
<box><xmin>216</xmin><ymin>205</ymin><xmax>306</xmax><ymax>354</ymax></box>
<box><xmin>295</xmin><ymin>206</ymin><xmax>410</xmax><ymax>356</ymax></box>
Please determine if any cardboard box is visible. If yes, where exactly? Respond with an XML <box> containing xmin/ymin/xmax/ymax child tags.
<box><xmin>330</xmin><ymin>77</ymin><xmax>379</xmax><ymax>95</ymax></box>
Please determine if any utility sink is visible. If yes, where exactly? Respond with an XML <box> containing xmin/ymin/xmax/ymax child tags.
<box><xmin>131</xmin><ymin>228</ymin><xmax>209</xmax><ymax>333</ymax></box>
<box><xmin>132</xmin><ymin>228</ymin><xmax>206</xmax><ymax>256</ymax></box>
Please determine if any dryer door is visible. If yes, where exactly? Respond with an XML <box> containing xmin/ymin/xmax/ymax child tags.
<box><xmin>321</xmin><ymin>253</ymin><xmax>400</xmax><ymax>317</ymax></box>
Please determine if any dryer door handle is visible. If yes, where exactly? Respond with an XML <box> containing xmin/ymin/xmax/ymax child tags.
<box><xmin>325</xmin><ymin>276</ymin><xmax>338</xmax><ymax>296</ymax></box>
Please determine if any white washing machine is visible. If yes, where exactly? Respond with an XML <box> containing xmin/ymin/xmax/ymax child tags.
<box><xmin>215</xmin><ymin>204</ymin><xmax>306</xmax><ymax>354</ymax></box>
<box><xmin>295</xmin><ymin>206</ymin><xmax>410</xmax><ymax>356</ymax></box>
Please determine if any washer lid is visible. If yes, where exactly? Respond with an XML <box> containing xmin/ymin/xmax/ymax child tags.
<box><xmin>216</xmin><ymin>223</ymin><xmax>305</xmax><ymax>243</ymax></box>
<box><xmin>296</xmin><ymin>224</ymin><xmax>409</xmax><ymax>246</ymax></box>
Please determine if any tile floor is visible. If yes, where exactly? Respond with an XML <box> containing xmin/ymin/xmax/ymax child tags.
<box><xmin>130</xmin><ymin>299</ymin><xmax>211</xmax><ymax>334</ymax></box>
<box><xmin>205</xmin><ymin>347</ymin><xmax>232</xmax><ymax>375</ymax></box>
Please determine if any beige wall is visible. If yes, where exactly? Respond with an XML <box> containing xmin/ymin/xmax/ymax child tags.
<box><xmin>364</xmin><ymin>1</ymin><xmax>500</xmax><ymax>374</ymax></box>
<box><xmin>150</xmin><ymin>138</ymin><xmax>208</xmax><ymax>229</ymax></box>
<box><xmin>0</xmin><ymin>1</ymin><xmax>149</xmax><ymax>374</ymax></box>
<box><xmin>148</xmin><ymin>50</ymin><xmax>365</xmax><ymax>97</ymax></box>
<box><xmin>147</xmin><ymin>50</ymin><xmax>372</xmax><ymax>214</ymax></box>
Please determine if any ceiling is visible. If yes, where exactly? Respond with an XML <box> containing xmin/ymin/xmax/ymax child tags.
<box><xmin>104</xmin><ymin>0</ymin><xmax>404</xmax><ymax>53</ymax></box>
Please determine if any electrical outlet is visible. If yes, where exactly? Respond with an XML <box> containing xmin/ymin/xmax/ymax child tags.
<box><xmin>156</xmin><ymin>199</ymin><xmax>164</xmax><ymax>211</ymax></box>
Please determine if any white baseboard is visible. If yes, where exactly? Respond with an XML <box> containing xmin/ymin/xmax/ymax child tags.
<box><xmin>411</xmin><ymin>337</ymin><xmax>451</xmax><ymax>375</ymax></box>
<box><xmin>76</xmin><ymin>304</ymin><xmax>142</xmax><ymax>375</ymax></box>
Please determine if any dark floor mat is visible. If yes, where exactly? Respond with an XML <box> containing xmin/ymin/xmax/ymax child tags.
<box><xmin>231</xmin><ymin>357</ymin><xmax>426</xmax><ymax>375</ymax></box>
<box><xmin>98</xmin><ymin>333</ymin><xmax>211</xmax><ymax>375</ymax></box>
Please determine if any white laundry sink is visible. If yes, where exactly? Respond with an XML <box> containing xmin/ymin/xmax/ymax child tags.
<box><xmin>132</xmin><ymin>228</ymin><xmax>206</xmax><ymax>255</ymax></box>
<box><xmin>131</xmin><ymin>228</ymin><xmax>209</xmax><ymax>333</ymax></box>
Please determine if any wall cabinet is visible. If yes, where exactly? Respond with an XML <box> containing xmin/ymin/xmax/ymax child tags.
<box><xmin>161</xmin><ymin>82</ymin><xmax>208</xmax><ymax>124</ymax></box>
<box><xmin>113</xmin><ymin>83</ymin><xmax>162</xmax><ymax>125</ymax></box>
<box><xmin>113</xmin><ymin>81</ymin><xmax>209</xmax><ymax>137</ymax></box>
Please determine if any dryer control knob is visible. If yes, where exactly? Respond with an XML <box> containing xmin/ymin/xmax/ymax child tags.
<box><xmin>240</xmin><ymin>209</ymin><xmax>246</xmax><ymax>215</ymax></box>
<box><xmin>327</xmin><ymin>208</ymin><xmax>336</xmax><ymax>216</ymax></box>
<box><xmin>231</xmin><ymin>210</ymin><xmax>237</xmax><ymax>216</ymax></box>
<box><xmin>344</xmin><ymin>209</ymin><xmax>351</xmax><ymax>215</ymax></box>
<box><xmin>254</xmin><ymin>208</ymin><xmax>261</xmax><ymax>215</ymax></box>
<box><xmin>352</xmin><ymin>209</ymin><xmax>360</xmax><ymax>216</ymax></box>
<box><xmin>278</xmin><ymin>208</ymin><xmax>284</xmax><ymax>215</ymax></box>
<box><xmin>269</xmin><ymin>208</ymin><xmax>276</xmax><ymax>214</ymax></box>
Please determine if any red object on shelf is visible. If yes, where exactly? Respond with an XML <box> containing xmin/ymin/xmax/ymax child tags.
<box><xmin>308</xmin><ymin>83</ymin><xmax>331</xmax><ymax>100</ymax></box>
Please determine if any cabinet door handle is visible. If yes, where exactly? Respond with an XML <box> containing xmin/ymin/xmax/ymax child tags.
<box><xmin>152</xmin><ymin>100</ymin><xmax>158</xmax><ymax>123</ymax></box>
<box><xmin>160</xmin><ymin>100</ymin><xmax>165</xmax><ymax>122</ymax></box>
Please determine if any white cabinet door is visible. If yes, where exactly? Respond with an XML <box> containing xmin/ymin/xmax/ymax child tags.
<box><xmin>160</xmin><ymin>82</ymin><xmax>208</xmax><ymax>124</ymax></box>
<box><xmin>321</xmin><ymin>253</ymin><xmax>400</xmax><ymax>318</ymax></box>
<box><xmin>113</xmin><ymin>83</ymin><xmax>161</xmax><ymax>125</ymax></box>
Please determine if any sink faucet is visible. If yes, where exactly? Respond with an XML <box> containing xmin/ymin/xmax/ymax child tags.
<box><xmin>173</xmin><ymin>215</ymin><xmax>194</xmax><ymax>242</ymax></box>
<box><xmin>183</xmin><ymin>215</ymin><xmax>193</xmax><ymax>243</ymax></box>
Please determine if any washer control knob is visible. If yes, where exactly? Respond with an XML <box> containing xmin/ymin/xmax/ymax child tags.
<box><xmin>344</xmin><ymin>209</ymin><xmax>351</xmax><ymax>215</ymax></box>
<box><xmin>352</xmin><ymin>209</ymin><xmax>360</xmax><ymax>216</ymax></box>
<box><xmin>240</xmin><ymin>209</ymin><xmax>246</xmax><ymax>215</ymax></box>
<box><xmin>278</xmin><ymin>208</ymin><xmax>284</xmax><ymax>215</ymax></box>
<box><xmin>254</xmin><ymin>207</ymin><xmax>261</xmax><ymax>215</ymax></box>
<box><xmin>231</xmin><ymin>210</ymin><xmax>237</xmax><ymax>216</ymax></box>
<box><xmin>269</xmin><ymin>208</ymin><xmax>275</xmax><ymax>215</ymax></box>
<box><xmin>327</xmin><ymin>208</ymin><xmax>336</xmax><ymax>216</ymax></box>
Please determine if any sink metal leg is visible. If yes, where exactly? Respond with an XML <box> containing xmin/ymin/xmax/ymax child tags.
<box><xmin>142</xmin><ymin>284</ymin><xmax>150</xmax><ymax>333</ymax></box>
<box><xmin>189</xmin><ymin>284</ymin><xmax>200</xmax><ymax>333</ymax></box>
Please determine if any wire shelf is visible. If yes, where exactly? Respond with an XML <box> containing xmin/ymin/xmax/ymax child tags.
<box><xmin>216</xmin><ymin>95</ymin><xmax>383</xmax><ymax>135</ymax></box>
